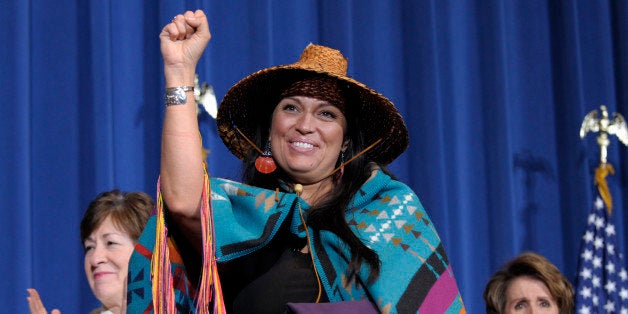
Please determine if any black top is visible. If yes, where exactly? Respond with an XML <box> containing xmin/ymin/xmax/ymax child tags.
<box><xmin>218</xmin><ymin>223</ymin><xmax>329</xmax><ymax>313</ymax></box>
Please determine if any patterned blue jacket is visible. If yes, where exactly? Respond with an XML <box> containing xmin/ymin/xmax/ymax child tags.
<box><xmin>127</xmin><ymin>169</ymin><xmax>466</xmax><ymax>313</ymax></box>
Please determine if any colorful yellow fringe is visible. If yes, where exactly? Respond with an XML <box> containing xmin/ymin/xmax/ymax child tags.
<box><xmin>197</xmin><ymin>165</ymin><xmax>227</xmax><ymax>313</ymax></box>
<box><xmin>151</xmin><ymin>164</ymin><xmax>226</xmax><ymax>313</ymax></box>
<box><xmin>151</xmin><ymin>177</ymin><xmax>175</xmax><ymax>313</ymax></box>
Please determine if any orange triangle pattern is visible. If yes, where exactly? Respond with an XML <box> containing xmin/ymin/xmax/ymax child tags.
<box><xmin>380</xmin><ymin>195</ymin><xmax>391</xmax><ymax>203</ymax></box>
<box><xmin>403</xmin><ymin>224</ymin><xmax>414</xmax><ymax>234</ymax></box>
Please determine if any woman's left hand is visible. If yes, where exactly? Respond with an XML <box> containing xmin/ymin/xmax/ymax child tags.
<box><xmin>27</xmin><ymin>289</ymin><xmax>61</xmax><ymax>314</ymax></box>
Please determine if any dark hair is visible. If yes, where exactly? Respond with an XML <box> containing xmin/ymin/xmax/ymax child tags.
<box><xmin>80</xmin><ymin>189</ymin><xmax>154</xmax><ymax>244</ymax></box>
<box><xmin>241</xmin><ymin>92</ymin><xmax>382</xmax><ymax>283</ymax></box>
<box><xmin>483</xmin><ymin>252</ymin><xmax>574</xmax><ymax>314</ymax></box>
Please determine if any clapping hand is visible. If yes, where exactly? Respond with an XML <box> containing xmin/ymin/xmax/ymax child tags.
<box><xmin>27</xmin><ymin>289</ymin><xmax>61</xmax><ymax>314</ymax></box>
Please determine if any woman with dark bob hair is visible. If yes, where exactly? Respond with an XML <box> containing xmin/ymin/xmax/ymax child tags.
<box><xmin>484</xmin><ymin>252</ymin><xmax>574</xmax><ymax>314</ymax></box>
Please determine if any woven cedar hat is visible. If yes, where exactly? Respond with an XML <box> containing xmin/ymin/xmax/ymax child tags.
<box><xmin>217</xmin><ymin>43</ymin><xmax>409</xmax><ymax>165</ymax></box>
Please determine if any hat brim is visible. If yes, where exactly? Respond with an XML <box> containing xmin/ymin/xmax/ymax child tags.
<box><xmin>217</xmin><ymin>64</ymin><xmax>408</xmax><ymax>166</ymax></box>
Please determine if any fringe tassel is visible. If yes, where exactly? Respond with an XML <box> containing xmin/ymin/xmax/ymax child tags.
<box><xmin>151</xmin><ymin>178</ymin><xmax>176</xmax><ymax>313</ymax></box>
<box><xmin>196</xmin><ymin>165</ymin><xmax>227</xmax><ymax>313</ymax></box>
<box><xmin>151</xmin><ymin>168</ymin><xmax>226</xmax><ymax>313</ymax></box>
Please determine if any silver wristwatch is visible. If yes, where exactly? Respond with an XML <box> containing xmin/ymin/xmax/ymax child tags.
<box><xmin>165</xmin><ymin>86</ymin><xmax>195</xmax><ymax>106</ymax></box>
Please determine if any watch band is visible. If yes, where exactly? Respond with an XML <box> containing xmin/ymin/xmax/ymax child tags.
<box><xmin>165</xmin><ymin>86</ymin><xmax>195</xmax><ymax>107</ymax></box>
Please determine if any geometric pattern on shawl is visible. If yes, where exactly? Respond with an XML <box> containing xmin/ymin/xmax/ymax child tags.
<box><xmin>310</xmin><ymin>177</ymin><xmax>467</xmax><ymax>314</ymax></box>
<box><xmin>127</xmin><ymin>216</ymin><xmax>198</xmax><ymax>313</ymax></box>
<box><xmin>127</xmin><ymin>169</ymin><xmax>466</xmax><ymax>313</ymax></box>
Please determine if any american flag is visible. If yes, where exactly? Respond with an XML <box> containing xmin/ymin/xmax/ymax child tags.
<box><xmin>575</xmin><ymin>193</ymin><xmax>628</xmax><ymax>313</ymax></box>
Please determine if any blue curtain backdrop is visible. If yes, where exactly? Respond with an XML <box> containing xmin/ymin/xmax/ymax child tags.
<box><xmin>2</xmin><ymin>1</ymin><xmax>627</xmax><ymax>313</ymax></box>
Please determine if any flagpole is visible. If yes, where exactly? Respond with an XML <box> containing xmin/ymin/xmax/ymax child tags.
<box><xmin>576</xmin><ymin>105</ymin><xmax>628</xmax><ymax>313</ymax></box>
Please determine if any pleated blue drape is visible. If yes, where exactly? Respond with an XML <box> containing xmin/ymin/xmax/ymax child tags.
<box><xmin>2</xmin><ymin>1</ymin><xmax>627</xmax><ymax>313</ymax></box>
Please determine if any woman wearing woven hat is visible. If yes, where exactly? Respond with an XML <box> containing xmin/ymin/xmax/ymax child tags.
<box><xmin>127</xmin><ymin>10</ymin><xmax>465</xmax><ymax>313</ymax></box>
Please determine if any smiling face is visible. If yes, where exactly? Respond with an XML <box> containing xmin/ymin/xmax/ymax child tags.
<box><xmin>83</xmin><ymin>215</ymin><xmax>135</xmax><ymax>312</ymax></box>
<box><xmin>270</xmin><ymin>95</ymin><xmax>348</xmax><ymax>185</ymax></box>
<box><xmin>504</xmin><ymin>276</ymin><xmax>559</xmax><ymax>314</ymax></box>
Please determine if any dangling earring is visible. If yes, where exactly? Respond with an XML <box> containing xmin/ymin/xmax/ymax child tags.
<box><xmin>255</xmin><ymin>140</ymin><xmax>277</xmax><ymax>174</ymax></box>
<box><xmin>339</xmin><ymin>151</ymin><xmax>345</xmax><ymax>177</ymax></box>
<box><xmin>333</xmin><ymin>151</ymin><xmax>345</xmax><ymax>184</ymax></box>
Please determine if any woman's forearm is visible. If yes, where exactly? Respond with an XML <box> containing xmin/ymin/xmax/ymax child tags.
<box><xmin>158</xmin><ymin>10</ymin><xmax>211</xmax><ymax>248</ymax></box>
<box><xmin>160</xmin><ymin>88</ymin><xmax>204</xmax><ymax>219</ymax></box>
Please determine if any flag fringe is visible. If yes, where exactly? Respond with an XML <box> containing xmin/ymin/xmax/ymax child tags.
<box><xmin>594</xmin><ymin>163</ymin><xmax>614</xmax><ymax>214</ymax></box>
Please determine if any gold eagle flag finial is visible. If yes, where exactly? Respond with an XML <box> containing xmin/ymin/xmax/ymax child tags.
<box><xmin>579</xmin><ymin>105</ymin><xmax>628</xmax><ymax>213</ymax></box>
<box><xmin>580</xmin><ymin>105</ymin><xmax>628</xmax><ymax>164</ymax></box>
